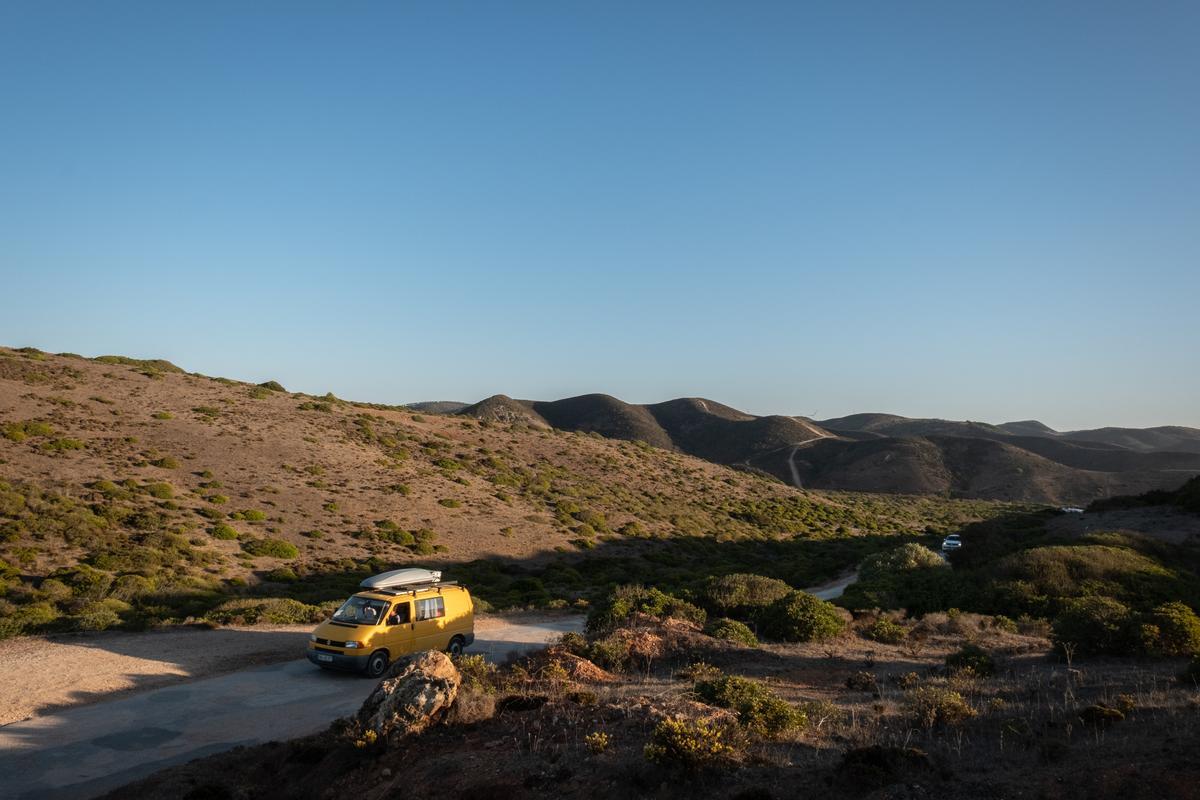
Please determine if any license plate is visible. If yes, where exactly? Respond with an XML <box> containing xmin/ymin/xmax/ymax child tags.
<box><xmin>317</xmin><ymin>654</ymin><xmax>333</xmax><ymax>662</ymax></box>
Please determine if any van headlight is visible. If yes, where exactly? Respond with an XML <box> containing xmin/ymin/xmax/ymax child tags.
<box><xmin>309</xmin><ymin>634</ymin><xmax>317</xmax><ymax>642</ymax></box>
<box><xmin>344</xmin><ymin>641</ymin><xmax>361</xmax><ymax>649</ymax></box>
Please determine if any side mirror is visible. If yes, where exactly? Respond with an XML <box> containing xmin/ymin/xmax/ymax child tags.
<box><xmin>386</xmin><ymin>615</ymin><xmax>401</xmax><ymax>626</ymax></box>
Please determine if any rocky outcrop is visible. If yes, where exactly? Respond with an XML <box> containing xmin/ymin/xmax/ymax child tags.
<box><xmin>356</xmin><ymin>651</ymin><xmax>461</xmax><ymax>739</ymax></box>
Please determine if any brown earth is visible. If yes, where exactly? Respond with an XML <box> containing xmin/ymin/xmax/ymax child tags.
<box><xmin>101</xmin><ymin>613</ymin><xmax>1200</xmax><ymax>800</ymax></box>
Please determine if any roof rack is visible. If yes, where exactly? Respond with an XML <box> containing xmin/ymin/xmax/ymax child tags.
<box><xmin>360</xmin><ymin>568</ymin><xmax>442</xmax><ymax>591</ymax></box>
<box><xmin>370</xmin><ymin>581</ymin><xmax>459</xmax><ymax>597</ymax></box>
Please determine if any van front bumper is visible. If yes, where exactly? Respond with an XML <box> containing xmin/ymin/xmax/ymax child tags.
<box><xmin>307</xmin><ymin>647</ymin><xmax>368</xmax><ymax>672</ymax></box>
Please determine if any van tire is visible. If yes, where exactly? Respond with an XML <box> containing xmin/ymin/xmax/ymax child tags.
<box><xmin>364</xmin><ymin>650</ymin><xmax>389</xmax><ymax>678</ymax></box>
<box><xmin>446</xmin><ymin>636</ymin><xmax>466</xmax><ymax>656</ymax></box>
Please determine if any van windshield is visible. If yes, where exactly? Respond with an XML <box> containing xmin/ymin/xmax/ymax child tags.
<box><xmin>332</xmin><ymin>596</ymin><xmax>390</xmax><ymax>625</ymax></box>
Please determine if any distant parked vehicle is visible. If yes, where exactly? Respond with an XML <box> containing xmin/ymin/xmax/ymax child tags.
<box><xmin>1060</xmin><ymin>506</ymin><xmax>1085</xmax><ymax>514</ymax></box>
<box><xmin>941</xmin><ymin>534</ymin><xmax>962</xmax><ymax>552</ymax></box>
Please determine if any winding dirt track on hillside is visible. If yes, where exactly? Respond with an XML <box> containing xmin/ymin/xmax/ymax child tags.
<box><xmin>786</xmin><ymin>431</ymin><xmax>831</xmax><ymax>489</ymax></box>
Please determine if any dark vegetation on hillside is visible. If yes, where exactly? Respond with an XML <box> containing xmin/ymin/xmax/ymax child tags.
<box><xmin>1087</xmin><ymin>475</ymin><xmax>1200</xmax><ymax>514</ymax></box>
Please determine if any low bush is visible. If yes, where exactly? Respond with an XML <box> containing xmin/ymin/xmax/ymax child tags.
<box><xmin>1052</xmin><ymin>596</ymin><xmax>1135</xmax><ymax>656</ymax></box>
<box><xmin>586</xmin><ymin>585</ymin><xmax>706</xmax><ymax>634</ymax></box>
<box><xmin>210</xmin><ymin>523</ymin><xmax>239</xmax><ymax>540</ymax></box>
<box><xmin>863</xmin><ymin>616</ymin><xmax>908</xmax><ymax>644</ymax></box>
<box><xmin>704</xmin><ymin>618</ymin><xmax>758</xmax><ymax>647</ymax></box>
<box><xmin>945</xmin><ymin>644</ymin><xmax>996</xmax><ymax>677</ymax></box>
<box><xmin>240</xmin><ymin>538</ymin><xmax>299</xmax><ymax>559</ymax></box>
<box><xmin>907</xmin><ymin>686</ymin><xmax>976</xmax><ymax>728</ymax></box>
<box><xmin>694</xmin><ymin>673</ymin><xmax>805</xmax><ymax>736</ymax></box>
<box><xmin>700</xmin><ymin>573</ymin><xmax>792</xmax><ymax>618</ymax></box>
<box><xmin>1141</xmin><ymin>601</ymin><xmax>1200</xmax><ymax>656</ymax></box>
<box><xmin>205</xmin><ymin>598</ymin><xmax>324</xmax><ymax>625</ymax></box>
<box><xmin>144</xmin><ymin>482</ymin><xmax>174</xmax><ymax>500</ymax></box>
<box><xmin>845</xmin><ymin>671</ymin><xmax>879</xmax><ymax>692</ymax></box>
<box><xmin>643</xmin><ymin>717</ymin><xmax>739</xmax><ymax>769</ymax></box>
<box><xmin>759</xmin><ymin>591</ymin><xmax>845</xmax><ymax>642</ymax></box>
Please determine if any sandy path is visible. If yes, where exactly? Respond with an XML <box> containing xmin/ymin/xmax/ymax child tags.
<box><xmin>0</xmin><ymin>613</ymin><xmax>578</xmax><ymax>726</ymax></box>
<box><xmin>0</xmin><ymin>614</ymin><xmax>584</xmax><ymax>800</ymax></box>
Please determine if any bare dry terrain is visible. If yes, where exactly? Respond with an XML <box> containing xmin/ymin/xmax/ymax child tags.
<box><xmin>103</xmin><ymin>612</ymin><xmax>1200</xmax><ymax>800</ymax></box>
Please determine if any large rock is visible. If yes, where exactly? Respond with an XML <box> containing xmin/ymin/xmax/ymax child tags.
<box><xmin>356</xmin><ymin>651</ymin><xmax>461</xmax><ymax>739</ymax></box>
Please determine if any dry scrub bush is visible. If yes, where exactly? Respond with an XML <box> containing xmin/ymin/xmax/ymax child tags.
<box><xmin>907</xmin><ymin>686</ymin><xmax>976</xmax><ymax>728</ymax></box>
<box><xmin>643</xmin><ymin>717</ymin><xmax>740</xmax><ymax>769</ymax></box>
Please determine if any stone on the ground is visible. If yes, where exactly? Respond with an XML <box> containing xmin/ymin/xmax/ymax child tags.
<box><xmin>356</xmin><ymin>651</ymin><xmax>461</xmax><ymax>738</ymax></box>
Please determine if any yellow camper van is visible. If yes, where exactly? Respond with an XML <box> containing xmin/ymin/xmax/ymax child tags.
<box><xmin>306</xmin><ymin>568</ymin><xmax>474</xmax><ymax>677</ymax></box>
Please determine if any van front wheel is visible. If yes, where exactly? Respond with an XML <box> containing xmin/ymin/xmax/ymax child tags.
<box><xmin>364</xmin><ymin>650</ymin><xmax>389</xmax><ymax>678</ymax></box>
<box><xmin>446</xmin><ymin>636</ymin><xmax>466</xmax><ymax>656</ymax></box>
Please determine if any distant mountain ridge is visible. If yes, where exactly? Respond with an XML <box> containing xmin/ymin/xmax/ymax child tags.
<box><xmin>817</xmin><ymin>413</ymin><xmax>1200</xmax><ymax>455</ymax></box>
<box><xmin>456</xmin><ymin>396</ymin><xmax>1200</xmax><ymax>504</ymax></box>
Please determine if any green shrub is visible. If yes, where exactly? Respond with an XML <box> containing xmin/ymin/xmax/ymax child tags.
<box><xmin>1052</xmin><ymin>596</ymin><xmax>1135</xmax><ymax>656</ymax></box>
<box><xmin>841</xmin><ymin>543</ymin><xmax>956</xmax><ymax>615</ymax></box>
<box><xmin>240</xmin><ymin>538</ymin><xmax>298</xmax><ymax>559</ymax></box>
<box><xmin>152</xmin><ymin>411</ymin><xmax>174</xmax><ymax>420</ymax></box>
<box><xmin>2</xmin><ymin>420</ymin><xmax>56</xmax><ymax>442</ymax></box>
<box><xmin>859</xmin><ymin>543</ymin><xmax>948</xmax><ymax>581</ymax></box>
<box><xmin>705</xmin><ymin>618</ymin><xmax>759</xmax><ymax>647</ymax></box>
<box><xmin>945</xmin><ymin>644</ymin><xmax>996</xmax><ymax>677</ymax></box>
<box><xmin>863</xmin><ymin>616</ymin><xmax>908</xmax><ymax>644</ymax></box>
<box><xmin>144</xmin><ymin>482</ymin><xmax>174</xmax><ymax>499</ymax></box>
<box><xmin>58</xmin><ymin>564</ymin><xmax>114</xmax><ymax>601</ymax></box>
<box><xmin>700</xmin><ymin>573</ymin><xmax>792</xmax><ymax>617</ymax></box>
<box><xmin>266</xmin><ymin>567</ymin><xmax>299</xmax><ymax>582</ymax></box>
<box><xmin>1142</xmin><ymin>602</ymin><xmax>1200</xmax><ymax>656</ymax></box>
<box><xmin>151</xmin><ymin>456</ymin><xmax>180</xmax><ymax>469</ymax></box>
<box><xmin>73</xmin><ymin>598</ymin><xmax>131</xmax><ymax>631</ymax></box>
<box><xmin>907</xmin><ymin>687</ymin><xmax>976</xmax><ymax>728</ymax></box>
<box><xmin>258</xmin><ymin>380</ymin><xmax>286</xmax><ymax>392</ymax></box>
<box><xmin>759</xmin><ymin>591</ymin><xmax>845</xmax><ymax>642</ymax></box>
<box><xmin>205</xmin><ymin>598</ymin><xmax>324</xmax><ymax>625</ymax></box>
<box><xmin>643</xmin><ymin>717</ymin><xmax>738</xmax><ymax>769</ymax></box>
<box><xmin>43</xmin><ymin>438</ymin><xmax>85</xmax><ymax>452</ymax></box>
<box><xmin>586</xmin><ymin>585</ymin><xmax>706</xmax><ymax>634</ymax></box>
<box><xmin>110</xmin><ymin>574</ymin><xmax>155</xmax><ymax>600</ymax></box>
<box><xmin>693</xmin><ymin>673</ymin><xmax>805</xmax><ymax>736</ymax></box>
<box><xmin>209</xmin><ymin>523</ymin><xmax>239</xmax><ymax>540</ymax></box>
<box><xmin>438</xmin><ymin>498</ymin><xmax>461</xmax><ymax>508</ymax></box>
<box><xmin>0</xmin><ymin>601</ymin><xmax>61</xmax><ymax>638</ymax></box>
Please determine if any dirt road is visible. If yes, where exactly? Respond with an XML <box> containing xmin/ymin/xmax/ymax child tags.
<box><xmin>0</xmin><ymin>614</ymin><xmax>584</xmax><ymax>799</ymax></box>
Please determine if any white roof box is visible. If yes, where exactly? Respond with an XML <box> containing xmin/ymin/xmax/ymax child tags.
<box><xmin>360</xmin><ymin>568</ymin><xmax>442</xmax><ymax>591</ymax></box>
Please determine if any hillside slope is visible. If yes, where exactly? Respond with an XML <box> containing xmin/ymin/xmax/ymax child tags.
<box><xmin>0</xmin><ymin>346</ymin><xmax>1010</xmax><ymax>637</ymax></box>
<box><xmin>452</xmin><ymin>394</ymin><xmax>1199</xmax><ymax>505</ymax></box>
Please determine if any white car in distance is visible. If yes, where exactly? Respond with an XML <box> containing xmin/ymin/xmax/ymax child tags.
<box><xmin>941</xmin><ymin>534</ymin><xmax>962</xmax><ymax>552</ymax></box>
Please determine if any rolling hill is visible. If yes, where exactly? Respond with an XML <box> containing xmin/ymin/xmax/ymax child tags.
<box><xmin>451</xmin><ymin>397</ymin><xmax>1200</xmax><ymax>505</ymax></box>
<box><xmin>1</xmin><ymin>345</ymin><xmax>1015</xmax><ymax>638</ymax></box>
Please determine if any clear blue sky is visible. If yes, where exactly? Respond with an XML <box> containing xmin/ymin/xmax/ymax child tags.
<box><xmin>2</xmin><ymin>2</ymin><xmax>1197</xmax><ymax>430</ymax></box>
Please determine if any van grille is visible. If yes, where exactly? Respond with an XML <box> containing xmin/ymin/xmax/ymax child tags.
<box><xmin>315</xmin><ymin>638</ymin><xmax>346</xmax><ymax>647</ymax></box>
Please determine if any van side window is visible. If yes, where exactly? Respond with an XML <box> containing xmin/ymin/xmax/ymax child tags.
<box><xmin>388</xmin><ymin>602</ymin><xmax>411</xmax><ymax>625</ymax></box>
<box><xmin>416</xmin><ymin>597</ymin><xmax>445</xmax><ymax>621</ymax></box>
